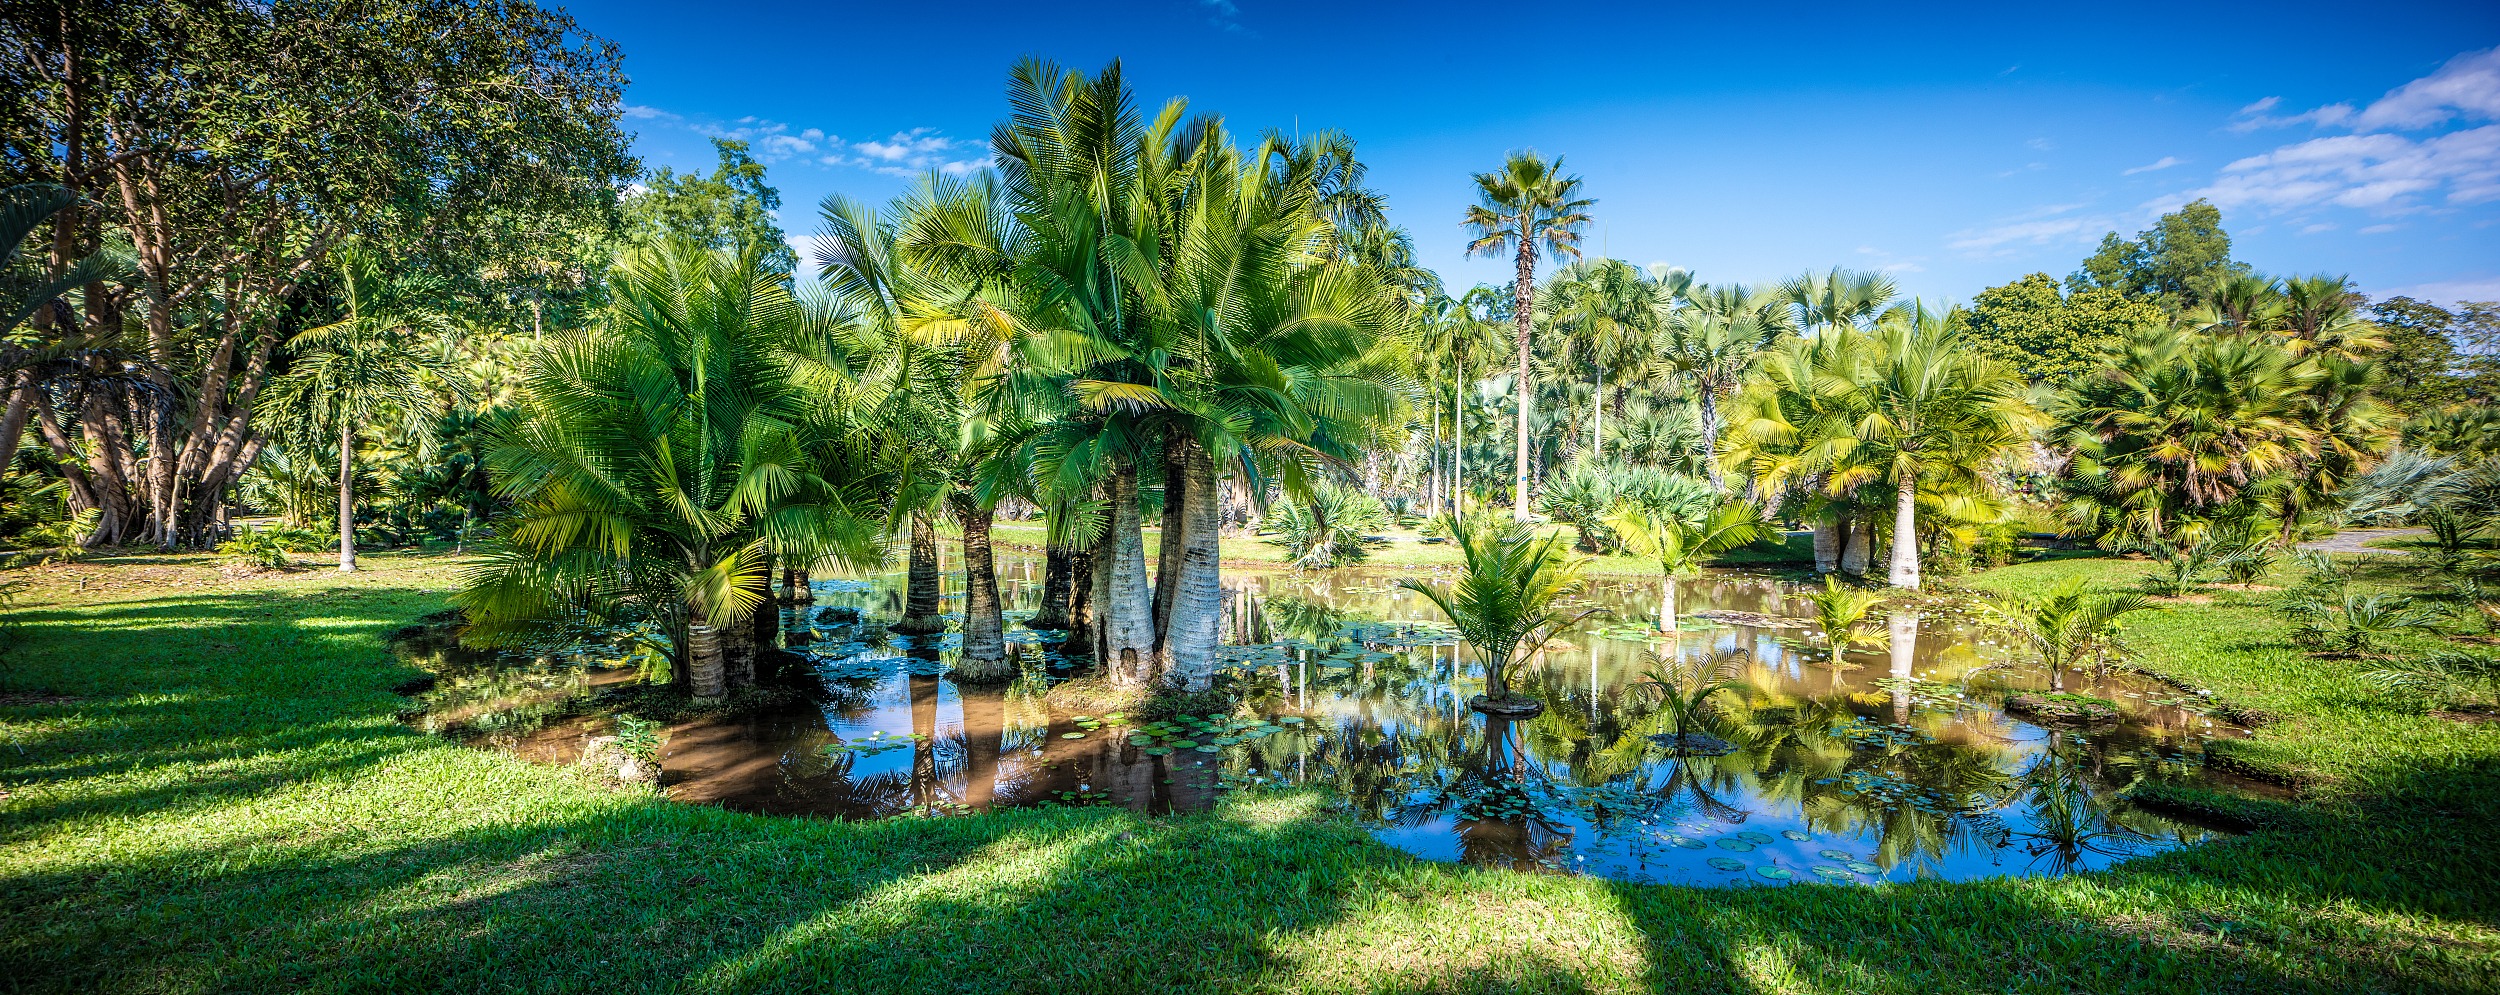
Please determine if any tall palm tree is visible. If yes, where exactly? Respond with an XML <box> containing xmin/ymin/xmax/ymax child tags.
<box><xmin>260</xmin><ymin>244</ymin><xmax>457</xmax><ymax>572</ymax></box>
<box><xmin>1782</xmin><ymin>267</ymin><xmax>1896</xmax><ymax>337</ymax></box>
<box><xmin>1462</xmin><ymin>152</ymin><xmax>1594</xmax><ymax>521</ymax></box>
<box><xmin>1850</xmin><ymin>304</ymin><xmax>2037</xmax><ymax>589</ymax></box>
<box><xmin>1651</xmin><ymin>282</ymin><xmax>1790</xmax><ymax>491</ymax></box>
<box><xmin>1539</xmin><ymin>258</ymin><xmax>1655</xmax><ymax>462</ymax></box>
<box><xmin>1722</xmin><ymin>329</ymin><xmax>1880</xmax><ymax>574</ymax></box>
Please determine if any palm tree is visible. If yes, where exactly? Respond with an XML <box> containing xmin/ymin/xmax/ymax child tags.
<box><xmin>1722</xmin><ymin>329</ymin><xmax>1880</xmax><ymax>574</ymax></box>
<box><xmin>1852</xmin><ymin>304</ymin><xmax>2036</xmax><ymax>589</ymax></box>
<box><xmin>1462</xmin><ymin>152</ymin><xmax>1594</xmax><ymax>521</ymax></box>
<box><xmin>1398</xmin><ymin>514</ymin><xmax>1601</xmax><ymax>715</ymax></box>
<box><xmin>458</xmin><ymin>242</ymin><xmax>879</xmax><ymax>699</ymax></box>
<box><xmin>2052</xmin><ymin>326</ymin><xmax>2313</xmax><ymax>547</ymax></box>
<box><xmin>260</xmin><ymin>244</ymin><xmax>456</xmax><ymax>572</ymax></box>
<box><xmin>1634</xmin><ymin>650</ymin><xmax>1754</xmax><ymax>753</ymax></box>
<box><xmin>1989</xmin><ymin>577</ymin><xmax>2154</xmax><ymax>692</ymax></box>
<box><xmin>1540</xmin><ymin>258</ymin><xmax>1655</xmax><ymax>462</ymax></box>
<box><xmin>1651</xmin><ymin>282</ymin><xmax>1789</xmax><ymax>491</ymax></box>
<box><xmin>1604</xmin><ymin>498</ymin><xmax>1763</xmax><ymax>632</ymax></box>
<box><xmin>1782</xmin><ymin>267</ymin><xmax>1897</xmax><ymax>336</ymax></box>
<box><xmin>1803</xmin><ymin>575</ymin><xmax>1886</xmax><ymax>666</ymax></box>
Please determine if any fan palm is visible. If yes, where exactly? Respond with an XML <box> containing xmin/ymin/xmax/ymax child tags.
<box><xmin>259</xmin><ymin>243</ymin><xmax>458</xmax><ymax>572</ymax></box>
<box><xmin>1462</xmin><ymin>151</ymin><xmax>1594</xmax><ymax>521</ymax></box>
<box><xmin>1398</xmin><ymin>514</ymin><xmax>1601</xmax><ymax>714</ymax></box>
<box><xmin>1847</xmin><ymin>304</ymin><xmax>2037</xmax><ymax>589</ymax></box>
<box><xmin>1539</xmin><ymin>258</ymin><xmax>1655</xmax><ymax>462</ymax></box>
<box><xmin>1651</xmin><ymin>281</ymin><xmax>1789</xmax><ymax>491</ymax></box>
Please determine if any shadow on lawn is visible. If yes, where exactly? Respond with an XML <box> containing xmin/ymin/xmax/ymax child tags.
<box><xmin>5</xmin><ymin>578</ymin><xmax>2499</xmax><ymax>994</ymax></box>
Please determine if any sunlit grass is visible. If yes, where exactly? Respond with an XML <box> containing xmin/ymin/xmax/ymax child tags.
<box><xmin>2</xmin><ymin>549</ymin><xmax>2495</xmax><ymax>993</ymax></box>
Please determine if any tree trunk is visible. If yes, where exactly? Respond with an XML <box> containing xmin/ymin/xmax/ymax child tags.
<box><xmin>1513</xmin><ymin>243</ymin><xmax>1535</xmax><ymax>523</ymax></box>
<box><xmin>686</xmin><ymin>621</ymin><xmax>726</xmax><ymax>699</ymax></box>
<box><xmin>961</xmin><ymin>683</ymin><xmax>1003</xmax><ymax>810</ymax></box>
<box><xmin>891</xmin><ymin>510</ymin><xmax>946</xmax><ymax>634</ymax></box>
<box><xmin>1164</xmin><ymin>439</ymin><xmax>1223</xmax><ymax>690</ymax></box>
<box><xmin>1839</xmin><ymin>513</ymin><xmax>1870</xmax><ymax>576</ymax></box>
<box><xmin>336</xmin><ymin>420</ymin><xmax>356</xmax><ymax>572</ymax></box>
<box><xmin>723</xmin><ymin>612</ymin><xmax>755</xmax><ymax>691</ymax></box>
<box><xmin>1591</xmin><ymin>376</ymin><xmax>1605</xmax><ymax>463</ymax></box>
<box><xmin>1102</xmin><ymin>462</ymin><xmax>1157</xmax><ymax>683</ymax></box>
<box><xmin>1659</xmin><ymin>573</ymin><xmax>1678</xmax><ymax>633</ymax></box>
<box><xmin>1452</xmin><ymin>359</ymin><xmax>1466</xmax><ymax>519</ymax></box>
<box><xmin>0</xmin><ymin>374</ymin><xmax>36</xmax><ymax>474</ymax></box>
<box><xmin>1887</xmin><ymin>476</ymin><xmax>1921</xmax><ymax>589</ymax></box>
<box><xmin>1031</xmin><ymin>543</ymin><xmax>1073</xmax><ymax>631</ymax></box>
<box><xmin>1812</xmin><ymin>521</ymin><xmax>1838</xmax><ymax>574</ymax></box>
<box><xmin>1698</xmin><ymin>389</ymin><xmax>1723</xmax><ymax>492</ymax></box>
<box><xmin>956</xmin><ymin>501</ymin><xmax>1011</xmax><ymax>683</ymax></box>
<box><xmin>1064</xmin><ymin>535</ymin><xmax>1097</xmax><ymax>656</ymax></box>
<box><xmin>1152</xmin><ymin>438</ymin><xmax>1188</xmax><ymax>649</ymax></box>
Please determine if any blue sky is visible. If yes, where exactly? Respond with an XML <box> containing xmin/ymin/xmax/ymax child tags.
<box><xmin>578</xmin><ymin>0</ymin><xmax>2500</xmax><ymax>307</ymax></box>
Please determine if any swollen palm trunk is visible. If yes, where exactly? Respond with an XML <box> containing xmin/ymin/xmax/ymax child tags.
<box><xmin>891</xmin><ymin>511</ymin><xmax>947</xmax><ymax>635</ymax></box>
<box><xmin>1887</xmin><ymin>478</ymin><xmax>1921</xmax><ymax>589</ymax></box>
<box><xmin>686</xmin><ymin>621</ymin><xmax>726</xmax><ymax>699</ymax></box>
<box><xmin>723</xmin><ymin>620</ymin><xmax>755</xmax><ymax>690</ymax></box>
<box><xmin>1839</xmin><ymin>517</ymin><xmax>1870</xmax><ymax>576</ymax></box>
<box><xmin>1029</xmin><ymin>545</ymin><xmax>1072</xmax><ymax>631</ymax></box>
<box><xmin>1163</xmin><ymin>440</ymin><xmax>1223</xmax><ymax>690</ymax></box>
<box><xmin>1101</xmin><ymin>462</ymin><xmax>1157</xmax><ymax>683</ymax></box>
<box><xmin>956</xmin><ymin>504</ymin><xmax>1012</xmax><ymax>683</ymax></box>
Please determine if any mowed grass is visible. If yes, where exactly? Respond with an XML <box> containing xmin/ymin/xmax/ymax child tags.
<box><xmin>2</xmin><ymin>551</ymin><xmax>2497</xmax><ymax>993</ymax></box>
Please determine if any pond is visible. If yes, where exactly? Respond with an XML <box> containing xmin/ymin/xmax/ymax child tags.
<box><xmin>404</xmin><ymin>548</ymin><xmax>2248</xmax><ymax>887</ymax></box>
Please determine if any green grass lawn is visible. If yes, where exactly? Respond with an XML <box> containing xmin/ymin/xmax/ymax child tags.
<box><xmin>3</xmin><ymin>550</ymin><xmax>2497</xmax><ymax>993</ymax></box>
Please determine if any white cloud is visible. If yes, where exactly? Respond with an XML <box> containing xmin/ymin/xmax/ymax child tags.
<box><xmin>2229</xmin><ymin>95</ymin><xmax>2354</xmax><ymax>133</ymax></box>
<box><xmin>1946</xmin><ymin>207</ymin><xmax>2111</xmax><ymax>256</ymax></box>
<box><xmin>2123</xmin><ymin>156</ymin><xmax>2184</xmax><ymax>175</ymax></box>
<box><xmin>2181</xmin><ymin>125</ymin><xmax>2500</xmax><ymax>213</ymax></box>
<box><xmin>2352</xmin><ymin>47</ymin><xmax>2500</xmax><ymax>130</ymax></box>
<box><xmin>2358</xmin><ymin>223</ymin><xmax>2401</xmax><ymax>234</ymax></box>
<box><xmin>2299</xmin><ymin>222</ymin><xmax>2336</xmax><ymax>234</ymax></box>
<box><xmin>2027</xmin><ymin>137</ymin><xmax>2056</xmax><ymax>151</ymax></box>
<box><xmin>2384</xmin><ymin>275</ymin><xmax>2500</xmax><ymax>303</ymax></box>
<box><xmin>621</xmin><ymin>104</ymin><xmax>677</xmax><ymax>121</ymax></box>
<box><xmin>633</xmin><ymin>106</ymin><xmax>986</xmax><ymax>177</ymax></box>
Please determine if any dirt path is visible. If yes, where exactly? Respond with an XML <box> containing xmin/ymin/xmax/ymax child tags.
<box><xmin>2296</xmin><ymin>528</ymin><xmax>2424</xmax><ymax>554</ymax></box>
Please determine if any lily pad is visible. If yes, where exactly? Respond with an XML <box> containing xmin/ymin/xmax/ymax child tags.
<box><xmin>1713</xmin><ymin>838</ymin><xmax>1757</xmax><ymax>852</ymax></box>
<box><xmin>1278</xmin><ymin>716</ymin><xmax>1305</xmax><ymax>725</ymax></box>
<box><xmin>1780</xmin><ymin>830</ymin><xmax>1813</xmax><ymax>842</ymax></box>
<box><xmin>1706</xmin><ymin>857</ymin><xmax>1746</xmax><ymax>871</ymax></box>
<box><xmin>1735</xmin><ymin>831</ymin><xmax>1774</xmax><ymax>844</ymax></box>
<box><xmin>1845</xmin><ymin>861</ymin><xmax>1882</xmax><ymax>875</ymax></box>
<box><xmin>1811</xmin><ymin>866</ymin><xmax>1854</xmax><ymax>881</ymax></box>
<box><xmin>1193</xmin><ymin>745</ymin><xmax>1221</xmax><ymax>753</ymax></box>
<box><xmin>1818</xmin><ymin>849</ymin><xmax>1856</xmax><ymax>861</ymax></box>
<box><xmin>1061</xmin><ymin>732</ymin><xmax>1086</xmax><ymax>740</ymax></box>
<box><xmin>1128</xmin><ymin>736</ymin><xmax>1154</xmax><ymax>746</ymax></box>
<box><xmin>1755</xmin><ymin>866</ymin><xmax>1794</xmax><ymax>880</ymax></box>
<box><xmin>1172</xmin><ymin>740</ymin><xmax>1198</xmax><ymax>749</ymax></box>
<box><xmin>1143</xmin><ymin>747</ymin><xmax>1172</xmax><ymax>756</ymax></box>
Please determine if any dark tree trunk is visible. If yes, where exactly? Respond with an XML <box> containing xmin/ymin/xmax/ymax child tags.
<box><xmin>1151</xmin><ymin>437</ymin><xmax>1187</xmax><ymax>651</ymax></box>
<box><xmin>1062</xmin><ymin>538</ymin><xmax>1096</xmax><ymax>656</ymax></box>
<box><xmin>955</xmin><ymin>499</ymin><xmax>1011</xmax><ymax>683</ymax></box>
<box><xmin>891</xmin><ymin>510</ymin><xmax>947</xmax><ymax>634</ymax></box>
<box><xmin>1030</xmin><ymin>543</ymin><xmax>1073</xmax><ymax>631</ymax></box>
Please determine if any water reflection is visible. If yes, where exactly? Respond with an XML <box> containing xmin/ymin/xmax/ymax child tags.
<box><xmin>412</xmin><ymin>550</ymin><xmax>2243</xmax><ymax>886</ymax></box>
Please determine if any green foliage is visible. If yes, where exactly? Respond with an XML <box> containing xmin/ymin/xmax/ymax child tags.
<box><xmin>2134</xmin><ymin>538</ymin><xmax>2222</xmax><ymax>597</ymax></box>
<box><xmin>1989</xmin><ymin>576</ymin><xmax>2156</xmax><ymax>684</ymax></box>
<box><xmin>1802</xmin><ymin>575</ymin><xmax>1887</xmax><ymax>662</ymax></box>
<box><xmin>2371</xmin><ymin>298</ymin><xmax>2500</xmax><ymax>408</ymax></box>
<box><xmin>1963</xmin><ymin>273</ymin><xmax>2167</xmax><ymax>385</ymax></box>
<box><xmin>1259</xmin><ymin>483</ymin><xmax>1390</xmax><ymax>569</ymax></box>
<box><xmin>2363</xmin><ymin>650</ymin><xmax>2500</xmax><ymax>711</ymax></box>
<box><xmin>610</xmin><ymin>714</ymin><xmax>666</xmax><ymax>764</ymax></box>
<box><xmin>1</xmin><ymin>508</ymin><xmax>96</xmax><ymax>569</ymax></box>
<box><xmin>2277</xmin><ymin>565</ymin><xmax>2448</xmax><ymax>656</ymax></box>
<box><xmin>1633</xmin><ymin>650</ymin><xmax>1753</xmax><ymax>745</ymax></box>
<box><xmin>624</xmin><ymin>139</ymin><xmax>795</xmax><ymax>275</ymax></box>
<box><xmin>2068</xmin><ymin>198</ymin><xmax>2250</xmax><ymax>312</ymax></box>
<box><xmin>1397</xmin><ymin>514</ymin><xmax>1598</xmax><ymax>702</ymax></box>
<box><xmin>216</xmin><ymin>527</ymin><xmax>295</xmax><ymax>569</ymax></box>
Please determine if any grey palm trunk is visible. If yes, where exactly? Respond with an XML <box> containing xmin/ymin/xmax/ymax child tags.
<box><xmin>954</xmin><ymin>501</ymin><xmax>1012</xmax><ymax>683</ymax></box>
<box><xmin>890</xmin><ymin>510</ymin><xmax>947</xmax><ymax>635</ymax></box>
<box><xmin>1512</xmin><ymin>246</ymin><xmax>1535</xmax><ymax>522</ymax></box>
<box><xmin>1100</xmin><ymin>463</ymin><xmax>1157</xmax><ymax>683</ymax></box>
<box><xmin>1160</xmin><ymin>439</ymin><xmax>1224</xmax><ymax>690</ymax></box>
<box><xmin>1888</xmin><ymin>475</ymin><xmax>1921</xmax><ymax>589</ymax></box>
<box><xmin>337</xmin><ymin>420</ymin><xmax>355</xmax><ymax>572</ymax></box>
<box><xmin>1029</xmin><ymin>545</ymin><xmax>1073</xmax><ymax>631</ymax></box>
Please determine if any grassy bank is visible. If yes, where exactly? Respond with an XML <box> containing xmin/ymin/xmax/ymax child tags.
<box><xmin>986</xmin><ymin>519</ymin><xmax>1814</xmax><ymax>576</ymax></box>
<box><xmin>3</xmin><ymin>551</ymin><xmax>2497</xmax><ymax>993</ymax></box>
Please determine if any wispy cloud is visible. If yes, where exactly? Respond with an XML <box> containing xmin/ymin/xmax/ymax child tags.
<box><xmin>1946</xmin><ymin>204</ymin><xmax>2113</xmax><ymax>256</ymax></box>
<box><xmin>2386</xmin><ymin>275</ymin><xmax>2500</xmax><ymax>303</ymax></box>
<box><xmin>1197</xmin><ymin>0</ymin><xmax>1246</xmax><ymax>32</ymax></box>
<box><xmin>2122</xmin><ymin>156</ymin><xmax>2184</xmax><ymax>175</ymax></box>
<box><xmin>632</xmin><ymin>107</ymin><xmax>986</xmax><ymax>178</ymax></box>
<box><xmin>2170</xmin><ymin>47</ymin><xmax>2500</xmax><ymax>215</ymax></box>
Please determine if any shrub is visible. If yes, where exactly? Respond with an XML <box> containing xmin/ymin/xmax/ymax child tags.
<box><xmin>1261</xmin><ymin>482</ymin><xmax>1389</xmax><ymax>568</ymax></box>
<box><xmin>216</xmin><ymin>526</ymin><xmax>294</xmax><ymax>568</ymax></box>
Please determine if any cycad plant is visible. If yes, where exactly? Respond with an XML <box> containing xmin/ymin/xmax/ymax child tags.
<box><xmin>1398</xmin><ymin>513</ymin><xmax>1602</xmax><ymax>715</ymax></box>
<box><xmin>1990</xmin><ymin>577</ymin><xmax>2155</xmax><ymax>692</ymax></box>
<box><xmin>1261</xmin><ymin>481</ymin><xmax>1390</xmax><ymax>569</ymax></box>
<box><xmin>2279</xmin><ymin>592</ymin><xmax>2447</xmax><ymax>657</ymax></box>
<box><xmin>1802</xmin><ymin>575</ymin><xmax>1888</xmax><ymax>666</ymax></box>
<box><xmin>2134</xmin><ymin>537</ymin><xmax>2222</xmax><ymax>597</ymax></box>
<box><xmin>1604</xmin><ymin>497</ymin><xmax>1763</xmax><ymax>632</ymax></box>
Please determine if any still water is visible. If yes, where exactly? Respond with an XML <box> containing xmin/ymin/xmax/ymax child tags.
<box><xmin>410</xmin><ymin>549</ymin><xmax>2243</xmax><ymax>887</ymax></box>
